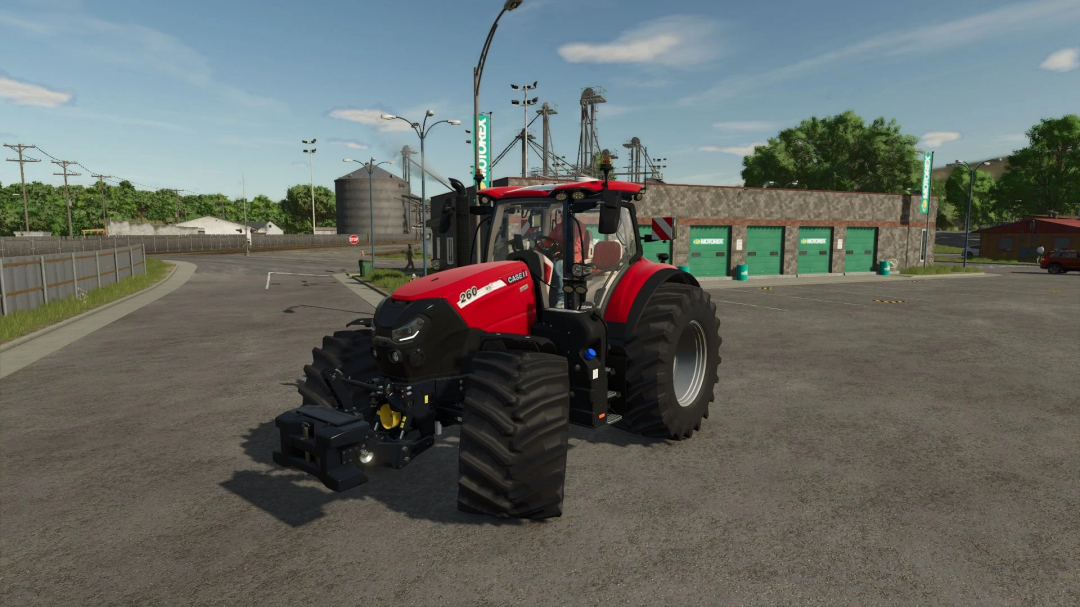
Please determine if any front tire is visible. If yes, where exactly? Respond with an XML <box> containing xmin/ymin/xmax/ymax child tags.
<box><xmin>457</xmin><ymin>350</ymin><xmax>570</xmax><ymax>519</ymax></box>
<box><xmin>616</xmin><ymin>283</ymin><xmax>721</xmax><ymax>439</ymax></box>
<box><xmin>1048</xmin><ymin>263</ymin><xmax>1064</xmax><ymax>275</ymax></box>
<box><xmin>298</xmin><ymin>329</ymin><xmax>378</xmax><ymax>410</ymax></box>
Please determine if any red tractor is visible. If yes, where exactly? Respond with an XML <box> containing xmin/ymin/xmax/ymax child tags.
<box><xmin>273</xmin><ymin>162</ymin><xmax>722</xmax><ymax>519</ymax></box>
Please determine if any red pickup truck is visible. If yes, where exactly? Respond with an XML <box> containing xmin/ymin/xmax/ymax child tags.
<box><xmin>1040</xmin><ymin>250</ymin><xmax>1080</xmax><ymax>274</ymax></box>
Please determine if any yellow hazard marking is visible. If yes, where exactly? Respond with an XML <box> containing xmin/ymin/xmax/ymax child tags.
<box><xmin>1048</xmin><ymin>290</ymin><xmax>1062</xmax><ymax>293</ymax></box>
<box><xmin>425</xmin><ymin>394</ymin><xmax>429</xmax><ymax>403</ymax></box>
<box><xmin>873</xmin><ymin>299</ymin><xmax>906</xmax><ymax>304</ymax></box>
<box><xmin>760</xmin><ymin>287</ymin><xmax>773</xmax><ymax>290</ymax></box>
<box><xmin>377</xmin><ymin>404</ymin><xmax>402</xmax><ymax>429</ymax></box>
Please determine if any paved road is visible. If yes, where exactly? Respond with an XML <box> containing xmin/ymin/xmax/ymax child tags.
<box><xmin>2</xmin><ymin>251</ymin><xmax>1078</xmax><ymax>605</ymax></box>
<box><xmin>936</xmin><ymin>230</ymin><xmax>981</xmax><ymax>248</ymax></box>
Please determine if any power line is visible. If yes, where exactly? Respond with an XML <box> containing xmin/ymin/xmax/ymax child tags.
<box><xmin>52</xmin><ymin>160</ymin><xmax>82</xmax><ymax>238</ymax></box>
<box><xmin>4</xmin><ymin>143</ymin><xmax>42</xmax><ymax>232</ymax></box>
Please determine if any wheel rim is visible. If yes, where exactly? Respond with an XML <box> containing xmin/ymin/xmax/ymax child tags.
<box><xmin>672</xmin><ymin>320</ymin><xmax>708</xmax><ymax>407</ymax></box>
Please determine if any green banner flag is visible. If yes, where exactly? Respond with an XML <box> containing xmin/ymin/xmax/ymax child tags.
<box><xmin>920</xmin><ymin>152</ymin><xmax>933</xmax><ymax>214</ymax></box>
<box><xmin>474</xmin><ymin>114</ymin><xmax>492</xmax><ymax>189</ymax></box>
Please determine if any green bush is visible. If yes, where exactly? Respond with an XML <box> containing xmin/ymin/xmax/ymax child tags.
<box><xmin>934</xmin><ymin>244</ymin><xmax>962</xmax><ymax>254</ymax></box>
<box><xmin>0</xmin><ymin>258</ymin><xmax>173</xmax><ymax>343</ymax></box>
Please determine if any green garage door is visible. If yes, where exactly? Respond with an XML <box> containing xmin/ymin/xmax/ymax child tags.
<box><xmin>797</xmin><ymin>227</ymin><xmax>832</xmax><ymax>274</ymax></box>
<box><xmin>746</xmin><ymin>226</ymin><xmax>783</xmax><ymax>276</ymax></box>
<box><xmin>845</xmin><ymin>227</ymin><xmax>877</xmax><ymax>272</ymax></box>
<box><xmin>688</xmin><ymin>226</ymin><xmax>731</xmax><ymax>277</ymax></box>
<box><xmin>638</xmin><ymin>224</ymin><xmax>673</xmax><ymax>263</ymax></box>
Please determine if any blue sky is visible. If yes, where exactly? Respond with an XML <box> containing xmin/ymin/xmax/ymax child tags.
<box><xmin>1</xmin><ymin>0</ymin><xmax>1077</xmax><ymax>200</ymax></box>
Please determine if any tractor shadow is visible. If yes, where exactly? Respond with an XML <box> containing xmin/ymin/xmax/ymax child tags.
<box><xmin>222</xmin><ymin>420</ymin><xmax>529</xmax><ymax>528</ymax></box>
<box><xmin>222</xmin><ymin>417</ymin><xmax>669</xmax><ymax>528</ymax></box>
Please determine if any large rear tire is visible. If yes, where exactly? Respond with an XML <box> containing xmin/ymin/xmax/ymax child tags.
<box><xmin>457</xmin><ymin>350</ymin><xmax>570</xmax><ymax>519</ymax></box>
<box><xmin>298</xmin><ymin>329</ymin><xmax>378</xmax><ymax>410</ymax></box>
<box><xmin>616</xmin><ymin>283</ymin><xmax>721</xmax><ymax>439</ymax></box>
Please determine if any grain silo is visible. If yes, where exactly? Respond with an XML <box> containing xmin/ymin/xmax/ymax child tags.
<box><xmin>334</xmin><ymin>164</ymin><xmax>420</xmax><ymax>242</ymax></box>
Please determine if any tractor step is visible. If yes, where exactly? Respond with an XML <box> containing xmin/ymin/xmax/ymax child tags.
<box><xmin>604</xmin><ymin>413</ymin><xmax>623</xmax><ymax>425</ymax></box>
<box><xmin>606</xmin><ymin>390</ymin><xmax>620</xmax><ymax>401</ymax></box>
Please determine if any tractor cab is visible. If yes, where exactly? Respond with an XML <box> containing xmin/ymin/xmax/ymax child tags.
<box><xmin>478</xmin><ymin>179</ymin><xmax>645</xmax><ymax>312</ymax></box>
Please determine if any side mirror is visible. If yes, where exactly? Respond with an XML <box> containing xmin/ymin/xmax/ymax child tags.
<box><xmin>598</xmin><ymin>189</ymin><xmax>621</xmax><ymax>234</ymax></box>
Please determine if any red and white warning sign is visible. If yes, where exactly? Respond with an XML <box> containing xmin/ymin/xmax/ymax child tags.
<box><xmin>651</xmin><ymin>217</ymin><xmax>674</xmax><ymax>241</ymax></box>
<box><xmin>349</xmin><ymin>234</ymin><xmax>359</xmax><ymax>245</ymax></box>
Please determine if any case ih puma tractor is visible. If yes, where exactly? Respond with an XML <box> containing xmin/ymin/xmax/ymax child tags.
<box><xmin>273</xmin><ymin>158</ymin><xmax>722</xmax><ymax>519</ymax></box>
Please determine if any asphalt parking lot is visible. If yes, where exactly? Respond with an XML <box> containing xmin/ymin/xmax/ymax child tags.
<box><xmin>1</xmin><ymin>251</ymin><xmax>1077</xmax><ymax>606</ymax></box>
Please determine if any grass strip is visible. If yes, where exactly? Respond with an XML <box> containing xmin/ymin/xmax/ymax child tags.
<box><xmin>0</xmin><ymin>258</ymin><xmax>173</xmax><ymax>343</ymax></box>
<box><xmin>899</xmin><ymin>264</ymin><xmax>982</xmax><ymax>275</ymax></box>
<box><xmin>934</xmin><ymin>245</ymin><xmax>963</xmax><ymax>254</ymax></box>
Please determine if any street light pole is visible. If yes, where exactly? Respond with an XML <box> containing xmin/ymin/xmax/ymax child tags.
<box><xmin>947</xmin><ymin>158</ymin><xmax>1002</xmax><ymax>268</ymax></box>
<box><xmin>511</xmin><ymin>82</ymin><xmax>538</xmax><ymax>178</ymax></box>
<box><xmin>344</xmin><ymin>157</ymin><xmax>396</xmax><ymax>272</ymax></box>
<box><xmin>474</xmin><ymin>1</ymin><xmax>525</xmax><ymax>195</ymax></box>
<box><xmin>302</xmin><ymin>139</ymin><xmax>317</xmax><ymax>235</ymax></box>
<box><xmin>381</xmin><ymin>112</ymin><xmax>461</xmax><ymax>276</ymax></box>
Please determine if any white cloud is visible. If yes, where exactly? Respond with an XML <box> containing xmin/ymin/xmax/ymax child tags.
<box><xmin>712</xmin><ymin>121</ymin><xmax>779</xmax><ymax>132</ymax></box>
<box><xmin>681</xmin><ymin>0</ymin><xmax>1080</xmax><ymax>105</ymax></box>
<box><xmin>328</xmin><ymin>108</ymin><xmax>414</xmax><ymax>133</ymax></box>
<box><xmin>700</xmin><ymin>142</ymin><xmax>766</xmax><ymax>156</ymax></box>
<box><xmin>327</xmin><ymin>138</ymin><xmax>370</xmax><ymax>150</ymax></box>
<box><xmin>0</xmin><ymin>10</ymin><xmax>285</xmax><ymax>111</ymax></box>
<box><xmin>919</xmin><ymin>131</ymin><xmax>962</xmax><ymax>148</ymax></box>
<box><xmin>0</xmin><ymin>74</ymin><xmax>71</xmax><ymax>107</ymax></box>
<box><xmin>557</xmin><ymin>15</ymin><xmax>722</xmax><ymax>67</ymax></box>
<box><xmin>1040</xmin><ymin>47</ymin><xmax>1080</xmax><ymax>72</ymax></box>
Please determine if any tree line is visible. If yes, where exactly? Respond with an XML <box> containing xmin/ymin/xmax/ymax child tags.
<box><xmin>741</xmin><ymin>112</ymin><xmax>1080</xmax><ymax>229</ymax></box>
<box><xmin>0</xmin><ymin>181</ymin><xmax>338</xmax><ymax>236</ymax></box>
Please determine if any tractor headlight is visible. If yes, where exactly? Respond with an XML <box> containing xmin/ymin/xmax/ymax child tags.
<box><xmin>634</xmin><ymin>192</ymin><xmax>643</xmax><ymax>201</ymax></box>
<box><xmin>571</xmin><ymin>191</ymin><xmax>585</xmax><ymax>200</ymax></box>
<box><xmin>572</xmin><ymin>263</ymin><xmax>585</xmax><ymax>278</ymax></box>
<box><xmin>555</xmin><ymin>192</ymin><xmax>568</xmax><ymax>201</ymax></box>
<box><xmin>391</xmin><ymin>316</ymin><xmax>427</xmax><ymax>343</ymax></box>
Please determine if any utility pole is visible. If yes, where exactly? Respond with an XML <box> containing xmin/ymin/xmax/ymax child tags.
<box><xmin>242</xmin><ymin>173</ymin><xmax>249</xmax><ymax>256</ymax></box>
<box><xmin>4</xmin><ymin>143</ymin><xmax>42</xmax><ymax>232</ymax></box>
<box><xmin>538</xmin><ymin>102</ymin><xmax>557</xmax><ymax>178</ymax></box>
<box><xmin>510</xmin><ymin>82</ymin><xmax>538</xmax><ymax>178</ymax></box>
<box><xmin>90</xmin><ymin>173</ymin><xmax>114</xmax><ymax>231</ymax></box>
<box><xmin>52</xmin><ymin>160</ymin><xmax>81</xmax><ymax>238</ymax></box>
<box><xmin>171</xmin><ymin>189</ymin><xmax>182</xmax><ymax>221</ymax></box>
<box><xmin>302</xmin><ymin>139</ymin><xmax>317</xmax><ymax>235</ymax></box>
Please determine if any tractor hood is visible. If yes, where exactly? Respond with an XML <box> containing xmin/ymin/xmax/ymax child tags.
<box><xmin>389</xmin><ymin>261</ymin><xmax>537</xmax><ymax>335</ymax></box>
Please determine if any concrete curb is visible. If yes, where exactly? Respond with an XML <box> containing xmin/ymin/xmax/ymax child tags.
<box><xmin>894</xmin><ymin>272</ymin><xmax>989</xmax><ymax>279</ymax></box>
<box><xmin>344</xmin><ymin>272</ymin><xmax>391</xmax><ymax>297</ymax></box>
<box><xmin>334</xmin><ymin>273</ymin><xmax>387</xmax><ymax>309</ymax></box>
<box><xmin>0</xmin><ymin>263</ymin><xmax>178</xmax><ymax>353</ymax></box>
<box><xmin>0</xmin><ymin>261</ymin><xmax>197</xmax><ymax>380</ymax></box>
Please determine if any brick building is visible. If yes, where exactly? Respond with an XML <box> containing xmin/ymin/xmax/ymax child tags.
<box><xmin>975</xmin><ymin>215</ymin><xmax>1080</xmax><ymax>260</ymax></box>
<box><xmin>431</xmin><ymin>177</ymin><xmax>937</xmax><ymax>277</ymax></box>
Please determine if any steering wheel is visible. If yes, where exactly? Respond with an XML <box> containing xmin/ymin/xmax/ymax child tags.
<box><xmin>536</xmin><ymin>236</ymin><xmax>563</xmax><ymax>260</ymax></box>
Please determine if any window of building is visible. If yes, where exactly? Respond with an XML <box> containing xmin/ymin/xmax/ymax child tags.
<box><xmin>998</xmin><ymin>237</ymin><xmax>1013</xmax><ymax>250</ymax></box>
<box><xmin>1054</xmin><ymin>237</ymin><xmax>1071</xmax><ymax>251</ymax></box>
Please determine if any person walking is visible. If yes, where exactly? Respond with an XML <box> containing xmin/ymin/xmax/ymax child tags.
<box><xmin>404</xmin><ymin>243</ymin><xmax>415</xmax><ymax>271</ymax></box>
<box><xmin>1036</xmin><ymin>245</ymin><xmax>1045</xmax><ymax>264</ymax></box>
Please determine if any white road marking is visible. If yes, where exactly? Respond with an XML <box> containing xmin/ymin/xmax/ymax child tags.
<box><xmin>265</xmin><ymin>271</ymin><xmax>332</xmax><ymax>289</ymax></box>
<box><xmin>711</xmin><ymin>297</ymin><xmax>787</xmax><ymax>311</ymax></box>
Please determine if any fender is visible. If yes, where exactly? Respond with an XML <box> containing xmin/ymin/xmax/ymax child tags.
<box><xmin>603</xmin><ymin>259</ymin><xmax>699</xmax><ymax>342</ymax></box>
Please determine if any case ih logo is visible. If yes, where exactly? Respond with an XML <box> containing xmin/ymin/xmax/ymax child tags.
<box><xmin>506</xmin><ymin>270</ymin><xmax>528</xmax><ymax>284</ymax></box>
